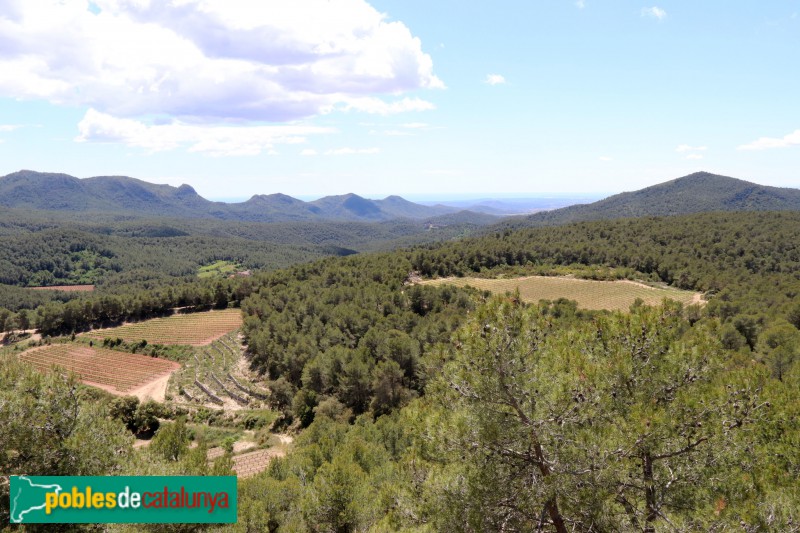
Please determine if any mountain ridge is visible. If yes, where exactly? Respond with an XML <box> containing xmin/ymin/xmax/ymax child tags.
<box><xmin>0</xmin><ymin>170</ymin><xmax>469</xmax><ymax>223</ymax></box>
<box><xmin>497</xmin><ymin>171</ymin><xmax>800</xmax><ymax>228</ymax></box>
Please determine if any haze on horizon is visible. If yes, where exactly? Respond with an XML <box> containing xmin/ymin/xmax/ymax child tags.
<box><xmin>0</xmin><ymin>1</ymin><xmax>797</xmax><ymax>199</ymax></box>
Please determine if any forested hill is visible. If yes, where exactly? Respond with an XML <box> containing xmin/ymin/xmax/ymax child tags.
<box><xmin>0</xmin><ymin>170</ymin><xmax>478</xmax><ymax>223</ymax></box>
<box><xmin>499</xmin><ymin>172</ymin><xmax>800</xmax><ymax>228</ymax></box>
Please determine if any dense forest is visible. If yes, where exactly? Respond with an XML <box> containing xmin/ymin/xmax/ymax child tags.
<box><xmin>2</xmin><ymin>209</ymin><xmax>800</xmax><ymax>531</ymax></box>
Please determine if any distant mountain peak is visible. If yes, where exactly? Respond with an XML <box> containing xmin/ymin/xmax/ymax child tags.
<box><xmin>176</xmin><ymin>184</ymin><xmax>197</xmax><ymax>195</ymax></box>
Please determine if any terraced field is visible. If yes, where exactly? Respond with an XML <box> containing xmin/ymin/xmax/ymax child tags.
<box><xmin>421</xmin><ymin>276</ymin><xmax>702</xmax><ymax>311</ymax></box>
<box><xmin>172</xmin><ymin>331</ymin><xmax>270</xmax><ymax>410</ymax></box>
<box><xmin>231</xmin><ymin>435</ymin><xmax>292</xmax><ymax>478</ymax></box>
<box><xmin>19</xmin><ymin>344</ymin><xmax>179</xmax><ymax>394</ymax></box>
<box><xmin>82</xmin><ymin>309</ymin><xmax>243</xmax><ymax>346</ymax></box>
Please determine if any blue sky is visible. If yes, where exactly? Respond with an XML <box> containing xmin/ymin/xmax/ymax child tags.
<box><xmin>0</xmin><ymin>1</ymin><xmax>798</xmax><ymax>200</ymax></box>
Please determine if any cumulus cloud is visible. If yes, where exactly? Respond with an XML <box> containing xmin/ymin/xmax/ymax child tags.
<box><xmin>675</xmin><ymin>145</ymin><xmax>707</xmax><ymax>153</ymax></box>
<box><xmin>0</xmin><ymin>0</ymin><xmax>442</xmax><ymax>149</ymax></box>
<box><xmin>642</xmin><ymin>6</ymin><xmax>667</xmax><ymax>20</ymax></box>
<box><xmin>76</xmin><ymin>109</ymin><xmax>333</xmax><ymax>156</ymax></box>
<box><xmin>685</xmin><ymin>154</ymin><xmax>703</xmax><ymax>160</ymax></box>
<box><xmin>485</xmin><ymin>74</ymin><xmax>506</xmax><ymax>86</ymax></box>
<box><xmin>739</xmin><ymin>130</ymin><xmax>800</xmax><ymax>150</ymax></box>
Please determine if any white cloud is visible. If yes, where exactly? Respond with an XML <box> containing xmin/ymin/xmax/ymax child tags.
<box><xmin>484</xmin><ymin>74</ymin><xmax>506</xmax><ymax>86</ymax></box>
<box><xmin>402</xmin><ymin>122</ymin><xmax>429</xmax><ymax>129</ymax></box>
<box><xmin>75</xmin><ymin>109</ymin><xmax>333</xmax><ymax>156</ymax></box>
<box><xmin>685</xmin><ymin>154</ymin><xmax>703</xmax><ymax>160</ymax></box>
<box><xmin>0</xmin><ymin>0</ymin><xmax>442</xmax><ymax>128</ymax></box>
<box><xmin>641</xmin><ymin>6</ymin><xmax>667</xmax><ymax>20</ymax></box>
<box><xmin>675</xmin><ymin>144</ymin><xmax>707</xmax><ymax>152</ymax></box>
<box><xmin>576</xmin><ymin>0</ymin><xmax>586</xmax><ymax>9</ymax></box>
<box><xmin>325</xmin><ymin>147</ymin><xmax>380</xmax><ymax>155</ymax></box>
<box><xmin>342</xmin><ymin>97</ymin><xmax>435</xmax><ymax>115</ymax></box>
<box><xmin>739</xmin><ymin>130</ymin><xmax>800</xmax><ymax>150</ymax></box>
<box><xmin>0</xmin><ymin>125</ymin><xmax>22</xmax><ymax>132</ymax></box>
<box><xmin>599</xmin><ymin>156</ymin><xmax>613</xmax><ymax>161</ymax></box>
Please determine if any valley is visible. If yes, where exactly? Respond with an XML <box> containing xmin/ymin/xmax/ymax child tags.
<box><xmin>2</xmin><ymin>171</ymin><xmax>800</xmax><ymax>530</ymax></box>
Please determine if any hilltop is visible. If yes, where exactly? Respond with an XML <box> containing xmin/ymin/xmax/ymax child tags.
<box><xmin>499</xmin><ymin>172</ymin><xmax>800</xmax><ymax>228</ymax></box>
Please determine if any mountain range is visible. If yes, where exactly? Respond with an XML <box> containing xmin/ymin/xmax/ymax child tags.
<box><xmin>2</xmin><ymin>170</ymin><xmax>799</xmax><ymax>226</ymax></box>
<box><xmin>0</xmin><ymin>170</ymin><xmax>472</xmax><ymax>223</ymax></box>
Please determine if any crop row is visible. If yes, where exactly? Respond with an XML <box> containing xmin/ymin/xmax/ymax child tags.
<box><xmin>82</xmin><ymin>309</ymin><xmax>243</xmax><ymax>346</ymax></box>
<box><xmin>232</xmin><ymin>450</ymin><xmax>278</xmax><ymax>478</ymax></box>
<box><xmin>20</xmin><ymin>344</ymin><xmax>178</xmax><ymax>392</ymax></box>
<box><xmin>22</xmin><ymin>345</ymin><xmax>178</xmax><ymax>373</ymax></box>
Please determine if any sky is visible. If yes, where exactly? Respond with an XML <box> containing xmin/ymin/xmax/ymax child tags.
<box><xmin>0</xmin><ymin>1</ymin><xmax>798</xmax><ymax>200</ymax></box>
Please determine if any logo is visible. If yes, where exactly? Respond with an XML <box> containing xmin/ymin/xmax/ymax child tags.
<box><xmin>9</xmin><ymin>476</ymin><xmax>237</xmax><ymax>524</ymax></box>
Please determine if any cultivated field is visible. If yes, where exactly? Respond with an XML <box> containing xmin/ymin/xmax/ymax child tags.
<box><xmin>421</xmin><ymin>276</ymin><xmax>702</xmax><ymax>311</ymax></box>
<box><xmin>19</xmin><ymin>344</ymin><xmax>179</xmax><ymax>395</ymax></box>
<box><xmin>231</xmin><ymin>435</ymin><xmax>292</xmax><ymax>478</ymax></box>
<box><xmin>82</xmin><ymin>309</ymin><xmax>243</xmax><ymax>346</ymax></box>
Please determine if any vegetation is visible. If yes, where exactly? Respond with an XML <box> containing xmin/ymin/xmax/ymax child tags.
<box><xmin>198</xmin><ymin>260</ymin><xmax>243</xmax><ymax>279</ymax></box>
<box><xmin>0</xmin><ymin>170</ymin><xmax>469</xmax><ymax>222</ymax></box>
<box><xmin>3</xmin><ymin>198</ymin><xmax>800</xmax><ymax>531</ymax></box>
<box><xmin>501</xmin><ymin>171</ymin><xmax>800</xmax><ymax>228</ymax></box>
<box><xmin>240</xmin><ymin>253</ymin><xmax>477</xmax><ymax>423</ymax></box>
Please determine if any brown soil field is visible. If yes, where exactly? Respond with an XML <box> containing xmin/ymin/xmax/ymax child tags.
<box><xmin>19</xmin><ymin>343</ymin><xmax>179</xmax><ymax>395</ymax></box>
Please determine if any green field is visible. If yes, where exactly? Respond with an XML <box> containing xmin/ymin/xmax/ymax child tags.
<box><xmin>421</xmin><ymin>276</ymin><xmax>702</xmax><ymax>311</ymax></box>
<box><xmin>198</xmin><ymin>260</ymin><xmax>242</xmax><ymax>279</ymax></box>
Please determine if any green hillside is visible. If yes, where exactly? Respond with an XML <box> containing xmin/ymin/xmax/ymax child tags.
<box><xmin>0</xmin><ymin>170</ymin><xmax>470</xmax><ymax>223</ymax></box>
<box><xmin>500</xmin><ymin>172</ymin><xmax>800</xmax><ymax>228</ymax></box>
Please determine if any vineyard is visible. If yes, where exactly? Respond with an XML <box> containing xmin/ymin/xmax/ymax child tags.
<box><xmin>82</xmin><ymin>308</ymin><xmax>243</xmax><ymax>346</ymax></box>
<box><xmin>422</xmin><ymin>275</ymin><xmax>702</xmax><ymax>311</ymax></box>
<box><xmin>232</xmin><ymin>448</ymin><xmax>285</xmax><ymax>478</ymax></box>
<box><xmin>19</xmin><ymin>344</ymin><xmax>179</xmax><ymax>394</ymax></box>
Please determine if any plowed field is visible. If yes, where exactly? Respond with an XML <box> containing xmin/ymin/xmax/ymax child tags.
<box><xmin>19</xmin><ymin>344</ymin><xmax>179</xmax><ymax>394</ymax></box>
